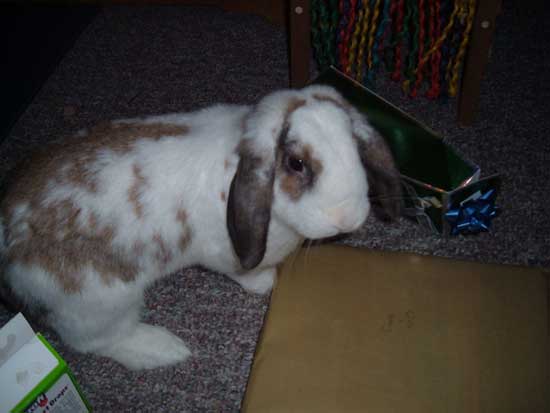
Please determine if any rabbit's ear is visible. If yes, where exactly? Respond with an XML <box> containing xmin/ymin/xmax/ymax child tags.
<box><xmin>227</xmin><ymin>93</ymin><xmax>306</xmax><ymax>270</ymax></box>
<box><xmin>227</xmin><ymin>139</ymin><xmax>276</xmax><ymax>271</ymax></box>
<box><xmin>351</xmin><ymin>109</ymin><xmax>403</xmax><ymax>221</ymax></box>
<box><xmin>303</xmin><ymin>87</ymin><xmax>401</xmax><ymax>220</ymax></box>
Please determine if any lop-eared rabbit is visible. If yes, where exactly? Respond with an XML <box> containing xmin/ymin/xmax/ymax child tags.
<box><xmin>0</xmin><ymin>85</ymin><xmax>401</xmax><ymax>369</ymax></box>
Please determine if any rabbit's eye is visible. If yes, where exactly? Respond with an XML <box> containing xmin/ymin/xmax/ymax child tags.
<box><xmin>287</xmin><ymin>156</ymin><xmax>304</xmax><ymax>173</ymax></box>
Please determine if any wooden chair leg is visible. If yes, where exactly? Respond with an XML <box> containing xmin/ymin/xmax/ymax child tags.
<box><xmin>289</xmin><ymin>0</ymin><xmax>311</xmax><ymax>88</ymax></box>
<box><xmin>458</xmin><ymin>0</ymin><xmax>501</xmax><ymax>126</ymax></box>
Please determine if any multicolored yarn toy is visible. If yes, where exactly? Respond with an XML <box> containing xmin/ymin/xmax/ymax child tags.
<box><xmin>311</xmin><ymin>0</ymin><xmax>477</xmax><ymax>99</ymax></box>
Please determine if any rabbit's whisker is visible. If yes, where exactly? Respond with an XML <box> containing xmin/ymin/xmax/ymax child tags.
<box><xmin>368</xmin><ymin>194</ymin><xmax>422</xmax><ymax>202</ymax></box>
<box><xmin>304</xmin><ymin>238</ymin><xmax>315</xmax><ymax>272</ymax></box>
<box><xmin>287</xmin><ymin>242</ymin><xmax>302</xmax><ymax>272</ymax></box>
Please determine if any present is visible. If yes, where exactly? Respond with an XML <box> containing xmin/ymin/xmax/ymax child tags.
<box><xmin>0</xmin><ymin>313</ymin><xmax>90</xmax><ymax>413</ymax></box>
<box><xmin>314</xmin><ymin>67</ymin><xmax>500</xmax><ymax>235</ymax></box>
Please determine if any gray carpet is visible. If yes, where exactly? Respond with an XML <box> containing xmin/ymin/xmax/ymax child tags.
<box><xmin>0</xmin><ymin>2</ymin><xmax>548</xmax><ymax>412</ymax></box>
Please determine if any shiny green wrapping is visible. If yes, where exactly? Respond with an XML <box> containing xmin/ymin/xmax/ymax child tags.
<box><xmin>313</xmin><ymin>68</ymin><xmax>500</xmax><ymax>235</ymax></box>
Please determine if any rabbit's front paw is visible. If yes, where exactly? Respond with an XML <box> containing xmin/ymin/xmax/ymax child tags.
<box><xmin>227</xmin><ymin>267</ymin><xmax>276</xmax><ymax>295</ymax></box>
<box><xmin>100</xmin><ymin>323</ymin><xmax>191</xmax><ymax>370</ymax></box>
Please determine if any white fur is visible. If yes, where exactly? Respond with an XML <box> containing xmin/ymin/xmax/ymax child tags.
<box><xmin>272</xmin><ymin>100</ymin><xmax>370</xmax><ymax>238</ymax></box>
<box><xmin>226</xmin><ymin>267</ymin><xmax>277</xmax><ymax>295</ymax></box>
<box><xmin>4</xmin><ymin>203</ymin><xmax>31</xmax><ymax>248</ymax></box>
<box><xmin>0</xmin><ymin>86</ymin><xmax>379</xmax><ymax>370</ymax></box>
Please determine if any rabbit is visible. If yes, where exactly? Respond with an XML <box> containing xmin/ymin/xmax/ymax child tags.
<box><xmin>0</xmin><ymin>84</ymin><xmax>401</xmax><ymax>370</ymax></box>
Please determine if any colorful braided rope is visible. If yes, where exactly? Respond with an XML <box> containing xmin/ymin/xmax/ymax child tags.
<box><xmin>311</xmin><ymin>0</ymin><xmax>477</xmax><ymax>100</ymax></box>
<box><xmin>348</xmin><ymin>0</ymin><xmax>364</xmax><ymax>78</ymax></box>
<box><xmin>449</xmin><ymin>0</ymin><xmax>476</xmax><ymax>96</ymax></box>
<box><xmin>356</xmin><ymin>0</ymin><xmax>372</xmax><ymax>81</ymax></box>
<box><xmin>390</xmin><ymin>0</ymin><xmax>405</xmax><ymax>81</ymax></box>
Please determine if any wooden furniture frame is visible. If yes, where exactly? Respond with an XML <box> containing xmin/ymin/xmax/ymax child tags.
<box><xmin>288</xmin><ymin>0</ymin><xmax>502</xmax><ymax>126</ymax></box>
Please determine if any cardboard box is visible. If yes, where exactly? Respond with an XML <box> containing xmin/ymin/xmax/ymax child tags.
<box><xmin>314</xmin><ymin>68</ymin><xmax>501</xmax><ymax>235</ymax></box>
<box><xmin>0</xmin><ymin>313</ymin><xmax>90</xmax><ymax>413</ymax></box>
<box><xmin>242</xmin><ymin>246</ymin><xmax>549</xmax><ymax>412</ymax></box>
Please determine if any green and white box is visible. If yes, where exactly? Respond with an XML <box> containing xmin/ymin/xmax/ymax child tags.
<box><xmin>0</xmin><ymin>313</ymin><xmax>90</xmax><ymax>413</ymax></box>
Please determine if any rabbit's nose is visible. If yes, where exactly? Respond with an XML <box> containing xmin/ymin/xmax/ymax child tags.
<box><xmin>325</xmin><ymin>200</ymin><xmax>368</xmax><ymax>232</ymax></box>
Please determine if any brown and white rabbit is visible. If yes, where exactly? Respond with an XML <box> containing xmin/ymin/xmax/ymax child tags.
<box><xmin>0</xmin><ymin>85</ymin><xmax>401</xmax><ymax>369</ymax></box>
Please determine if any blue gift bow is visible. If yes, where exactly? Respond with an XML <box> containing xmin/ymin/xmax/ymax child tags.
<box><xmin>445</xmin><ymin>189</ymin><xmax>499</xmax><ymax>235</ymax></box>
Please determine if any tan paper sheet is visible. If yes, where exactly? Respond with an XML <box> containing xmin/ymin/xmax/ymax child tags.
<box><xmin>243</xmin><ymin>246</ymin><xmax>549</xmax><ymax>413</ymax></box>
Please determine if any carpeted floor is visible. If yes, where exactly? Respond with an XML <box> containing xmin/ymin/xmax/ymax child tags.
<box><xmin>0</xmin><ymin>1</ymin><xmax>548</xmax><ymax>412</ymax></box>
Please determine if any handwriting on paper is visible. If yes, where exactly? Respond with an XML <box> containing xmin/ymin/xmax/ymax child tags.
<box><xmin>380</xmin><ymin>310</ymin><xmax>415</xmax><ymax>333</ymax></box>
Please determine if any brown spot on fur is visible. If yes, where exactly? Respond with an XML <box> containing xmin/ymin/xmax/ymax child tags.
<box><xmin>97</xmin><ymin>225</ymin><xmax>115</xmax><ymax>244</ymax></box>
<box><xmin>132</xmin><ymin>241</ymin><xmax>146</xmax><ymax>256</ymax></box>
<box><xmin>179</xmin><ymin>231</ymin><xmax>192</xmax><ymax>253</ymax></box>
<box><xmin>153</xmin><ymin>233</ymin><xmax>172</xmax><ymax>266</ymax></box>
<box><xmin>5</xmin><ymin>200</ymin><xmax>134</xmax><ymax>292</ymax></box>
<box><xmin>65</xmin><ymin>159</ymin><xmax>98</xmax><ymax>193</ymax></box>
<box><xmin>278</xmin><ymin>143</ymin><xmax>323</xmax><ymax>201</ymax></box>
<box><xmin>220</xmin><ymin>191</ymin><xmax>226</xmax><ymax>202</ymax></box>
<box><xmin>34</xmin><ymin>200</ymin><xmax>81</xmax><ymax>238</ymax></box>
<box><xmin>279</xmin><ymin>98</ymin><xmax>307</xmax><ymax>140</ymax></box>
<box><xmin>312</xmin><ymin>93</ymin><xmax>350</xmax><ymax>112</ymax></box>
<box><xmin>109</xmin><ymin>122</ymin><xmax>190</xmax><ymax>142</ymax></box>
<box><xmin>0</xmin><ymin>120</ymin><xmax>190</xmax><ymax>291</ymax></box>
<box><xmin>176</xmin><ymin>209</ymin><xmax>188</xmax><ymax>223</ymax></box>
<box><xmin>224</xmin><ymin>159</ymin><xmax>230</xmax><ymax>170</ymax></box>
<box><xmin>302</xmin><ymin>144</ymin><xmax>324</xmax><ymax>176</ymax></box>
<box><xmin>176</xmin><ymin>209</ymin><xmax>192</xmax><ymax>252</ymax></box>
<box><xmin>88</xmin><ymin>212</ymin><xmax>99</xmax><ymax>232</ymax></box>
<box><xmin>279</xmin><ymin>175</ymin><xmax>302</xmax><ymax>201</ymax></box>
<box><xmin>285</xmin><ymin>98</ymin><xmax>307</xmax><ymax>118</ymax></box>
<box><xmin>128</xmin><ymin>164</ymin><xmax>147</xmax><ymax>218</ymax></box>
<box><xmin>0</xmin><ymin>121</ymin><xmax>188</xmax><ymax>211</ymax></box>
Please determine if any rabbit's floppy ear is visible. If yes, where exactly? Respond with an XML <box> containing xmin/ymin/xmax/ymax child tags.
<box><xmin>300</xmin><ymin>84</ymin><xmax>402</xmax><ymax>220</ymax></box>
<box><xmin>350</xmin><ymin>107</ymin><xmax>403</xmax><ymax>221</ymax></box>
<box><xmin>227</xmin><ymin>92</ymin><xmax>306</xmax><ymax>270</ymax></box>
<box><xmin>227</xmin><ymin>139</ymin><xmax>275</xmax><ymax>271</ymax></box>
